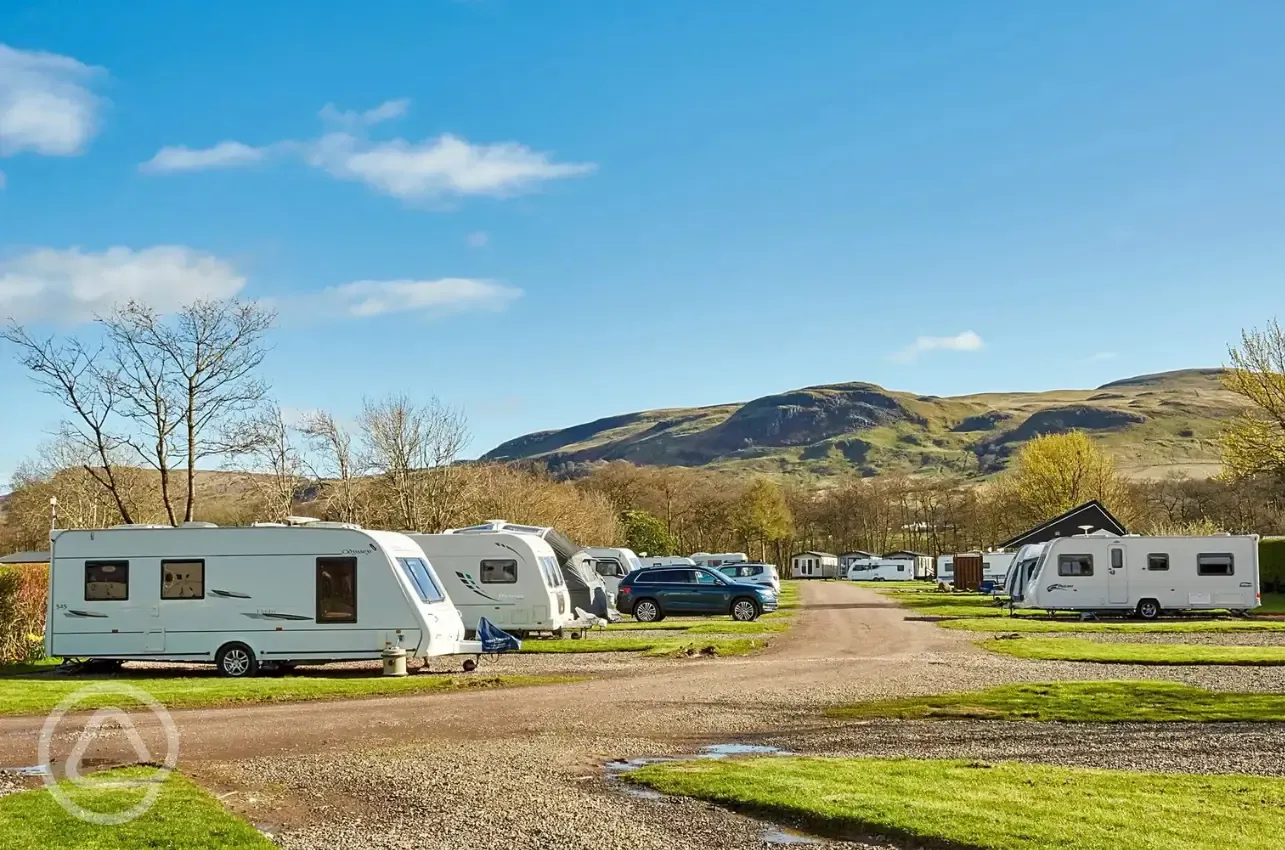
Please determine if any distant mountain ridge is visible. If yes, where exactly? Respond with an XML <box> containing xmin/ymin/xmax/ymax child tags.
<box><xmin>483</xmin><ymin>369</ymin><xmax>1241</xmax><ymax>479</ymax></box>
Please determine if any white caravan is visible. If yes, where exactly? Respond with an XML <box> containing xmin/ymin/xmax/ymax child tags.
<box><xmin>1003</xmin><ymin>543</ymin><xmax>1047</xmax><ymax>599</ymax></box>
<box><xmin>46</xmin><ymin>523</ymin><xmax>481</xmax><ymax>677</ymax></box>
<box><xmin>411</xmin><ymin>532</ymin><xmax>591</xmax><ymax>637</ymax></box>
<box><xmin>935</xmin><ymin>551</ymin><xmax>1016</xmax><ymax>586</ymax></box>
<box><xmin>583</xmin><ymin>546</ymin><xmax>644</xmax><ymax>600</ymax></box>
<box><xmin>1011</xmin><ymin>534</ymin><xmax>1260</xmax><ymax>618</ymax></box>
<box><xmin>637</xmin><ymin>555</ymin><xmax>697</xmax><ymax>569</ymax></box>
<box><xmin>691</xmin><ymin>552</ymin><xmax>749</xmax><ymax>569</ymax></box>
<box><xmin>847</xmin><ymin>558</ymin><xmax>913</xmax><ymax>582</ymax></box>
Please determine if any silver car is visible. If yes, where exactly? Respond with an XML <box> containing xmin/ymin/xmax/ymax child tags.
<box><xmin>716</xmin><ymin>562</ymin><xmax>781</xmax><ymax>594</ymax></box>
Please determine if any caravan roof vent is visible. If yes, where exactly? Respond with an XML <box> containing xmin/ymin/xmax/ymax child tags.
<box><xmin>283</xmin><ymin>515</ymin><xmax>320</xmax><ymax>526</ymax></box>
<box><xmin>108</xmin><ymin>523</ymin><xmax>170</xmax><ymax>529</ymax></box>
<box><xmin>179</xmin><ymin>521</ymin><xmax>218</xmax><ymax>528</ymax></box>
<box><xmin>251</xmin><ymin>522</ymin><xmax>287</xmax><ymax>527</ymax></box>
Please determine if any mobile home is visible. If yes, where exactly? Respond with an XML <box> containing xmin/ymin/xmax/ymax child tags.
<box><xmin>936</xmin><ymin>551</ymin><xmax>1016</xmax><ymax>587</ymax></box>
<box><xmin>1011</xmin><ymin>534</ymin><xmax>1260</xmax><ymax>618</ymax></box>
<box><xmin>790</xmin><ymin>551</ymin><xmax>839</xmax><ymax>579</ymax></box>
<box><xmin>411</xmin><ymin>532</ymin><xmax>592</xmax><ymax>636</ymax></box>
<box><xmin>882</xmin><ymin>551</ymin><xmax>934</xmax><ymax>580</ymax></box>
<box><xmin>46</xmin><ymin>523</ymin><xmax>482</xmax><ymax>677</ymax></box>
<box><xmin>846</xmin><ymin>558</ymin><xmax>912</xmax><ymax>582</ymax></box>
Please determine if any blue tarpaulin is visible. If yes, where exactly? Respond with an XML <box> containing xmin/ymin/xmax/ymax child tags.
<box><xmin>477</xmin><ymin>617</ymin><xmax>521</xmax><ymax>653</ymax></box>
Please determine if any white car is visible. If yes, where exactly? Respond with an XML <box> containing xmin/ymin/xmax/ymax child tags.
<box><xmin>716</xmin><ymin>562</ymin><xmax>781</xmax><ymax>594</ymax></box>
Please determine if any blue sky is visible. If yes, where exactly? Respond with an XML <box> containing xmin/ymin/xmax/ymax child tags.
<box><xmin>2</xmin><ymin>0</ymin><xmax>1284</xmax><ymax>483</ymax></box>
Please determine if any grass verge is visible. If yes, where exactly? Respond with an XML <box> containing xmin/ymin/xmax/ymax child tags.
<box><xmin>627</xmin><ymin>756</ymin><xmax>1285</xmax><ymax>850</ymax></box>
<box><xmin>940</xmin><ymin>617</ymin><xmax>1285</xmax><ymax>633</ymax></box>
<box><xmin>826</xmin><ymin>680</ymin><xmax>1285</xmax><ymax>722</ymax></box>
<box><xmin>603</xmin><ymin>616</ymin><xmax>791</xmax><ymax>634</ymax></box>
<box><xmin>522</xmin><ymin>636</ymin><xmax>764</xmax><ymax>657</ymax></box>
<box><xmin>982</xmin><ymin>637</ymin><xmax>1285</xmax><ymax>665</ymax></box>
<box><xmin>0</xmin><ymin>767</ymin><xmax>271</xmax><ymax>849</ymax></box>
<box><xmin>0</xmin><ymin>671</ymin><xmax>578</xmax><ymax>717</ymax></box>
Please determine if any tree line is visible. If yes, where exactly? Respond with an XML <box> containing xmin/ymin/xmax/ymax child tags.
<box><xmin>3</xmin><ymin>301</ymin><xmax>1285</xmax><ymax>562</ymax></box>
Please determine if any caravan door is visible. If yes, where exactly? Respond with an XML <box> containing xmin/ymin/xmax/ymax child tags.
<box><xmin>1107</xmin><ymin>546</ymin><xmax>1129</xmax><ymax>605</ymax></box>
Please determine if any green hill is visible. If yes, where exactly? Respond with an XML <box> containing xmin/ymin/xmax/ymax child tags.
<box><xmin>482</xmin><ymin>369</ymin><xmax>1240</xmax><ymax>479</ymax></box>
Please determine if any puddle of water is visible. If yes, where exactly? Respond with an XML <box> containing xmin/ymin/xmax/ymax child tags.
<box><xmin>621</xmin><ymin>786</ymin><xmax>667</xmax><ymax>801</ymax></box>
<box><xmin>604</xmin><ymin>756</ymin><xmax>676</xmax><ymax>773</ymax></box>
<box><xmin>763</xmin><ymin>827</ymin><xmax>826</xmax><ymax>845</ymax></box>
<box><xmin>0</xmin><ymin>766</ymin><xmax>50</xmax><ymax>777</ymax></box>
<box><xmin>699</xmin><ymin>744</ymin><xmax>788</xmax><ymax>759</ymax></box>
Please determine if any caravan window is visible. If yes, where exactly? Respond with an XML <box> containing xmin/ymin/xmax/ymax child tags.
<box><xmin>1147</xmin><ymin>554</ymin><xmax>1170</xmax><ymax>571</ymax></box>
<box><xmin>85</xmin><ymin>561</ymin><xmax>129</xmax><ymax>601</ymax></box>
<box><xmin>541</xmin><ymin>556</ymin><xmax>564</xmax><ymax>588</ymax></box>
<box><xmin>398</xmin><ymin>557</ymin><xmax>446</xmax><ymax>603</ymax></box>
<box><xmin>1197</xmin><ymin>554</ymin><xmax>1234</xmax><ymax>576</ymax></box>
<box><xmin>1057</xmin><ymin>555</ymin><xmax>1093</xmax><ymax>577</ymax></box>
<box><xmin>595</xmin><ymin>559</ymin><xmax>624</xmax><ymax>578</ymax></box>
<box><xmin>481</xmin><ymin>559</ymin><xmax>518</xmax><ymax>584</ymax></box>
<box><xmin>161</xmin><ymin>560</ymin><xmax>204</xmax><ymax>599</ymax></box>
<box><xmin>316</xmin><ymin>557</ymin><xmax>357</xmax><ymax>623</ymax></box>
<box><xmin>897</xmin><ymin>564</ymin><xmax>905</xmax><ymax>572</ymax></box>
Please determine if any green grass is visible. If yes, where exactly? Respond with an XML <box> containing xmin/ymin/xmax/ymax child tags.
<box><xmin>0</xmin><ymin>670</ymin><xmax>577</xmax><ymax>717</ymax></box>
<box><xmin>521</xmin><ymin>636</ymin><xmax>765</xmax><ymax>657</ymax></box>
<box><xmin>983</xmin><ymin>637</ymin><xmax>1285</xmax><ymax>665</ymax></box>
<box><xmin>876</xmin><ymin>588</ymin><xmax>1019</xmax><ymax>618</ymax></box>
<box><xmin>627</xmin><ymin>756</ymin><xmax>1285</xmax><ymax>850</ymax></box>
<box><xmin>603</xmin><ymin>615</ymin><xmax>791</xmax><ymax>634</ymax></box>
<box><xmin>940</xmin><ymin>617</ymin><xmax>1285</xmax><ymax>633</ymax></box>
<box><xmin>827</xmin><ymin>680</ymin><xmax>1285</xmax><ymax>723</ymax></box>
<box><xmin>0</xmin><ymin>767</ymin><xmax>271</xmax><ymax>849</ymax></box>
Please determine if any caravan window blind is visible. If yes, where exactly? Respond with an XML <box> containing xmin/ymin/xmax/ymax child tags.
<box><xmin>1197</xmin><ymin>554</ymin><xmax>1234</xmax><ymax>576</ymax></box>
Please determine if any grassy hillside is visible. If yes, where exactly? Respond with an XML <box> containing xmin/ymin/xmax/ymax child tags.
<box><xmin>483</xmin><ymin>369</ymin><xmax>1240</xmax><ymax>479</ymax></box>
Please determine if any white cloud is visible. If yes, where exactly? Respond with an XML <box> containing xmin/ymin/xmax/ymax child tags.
<box><xmin>319</xmin><ymin>98</ymin><xmax>409</xmax><ymax>128</ymax></box>
<box><xmin>467</xmin><ymin>231</ymin><xmax>489</xmax><ymax>248</ymax></box>
<box><xmin>0</xmin><ymin>246</ymin><xmax>246</xmax><ymax>323</ymax></box>
<box><xmin>307</xmin><ymin>131</ymin><xmax>595</xmax><ymax>201</ymax></box>
<box><xmin>891</xmin><ymin>330</ymin><xmax>984</xmax><ymax>363</ymax></box>
<box><xmin>141</xmin><ymin>99</ymin><xmax>595</xmax><ymax>201</ymax></box>
<box><xmin>0</xmin><ymin>44</ymin><xmax>105</xmax><ymax>157</ymax></box>
<box><xmin>139</xmin><ymin>141</ymin><xmax>270</xmax><ymax>174</ymax></box>
<box><xmin>321</xmin><ymin>277</ymin><xmax>521</xmax><ymax>319</ymax></box>
<box><xmin>1086</xmin><ymin>351</ymin><xmax>1116</xmax><ymax>363</ymax></box>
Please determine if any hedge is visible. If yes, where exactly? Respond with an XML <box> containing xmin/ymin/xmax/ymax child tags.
<box><xmin>0</xmin><ymin>565</ymin><xmax>48</xmax><ymax>664</ymax></box>
<box><xmin>1262</xmin><ymin>538</ymin><xmax>1285</xmax><ymax>594</ymax></box>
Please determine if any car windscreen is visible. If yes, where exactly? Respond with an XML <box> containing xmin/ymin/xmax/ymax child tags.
<box><xmin>398</xmin><ymin>557</ymin><xmax>446</xmax><ymax>603</ymax></box>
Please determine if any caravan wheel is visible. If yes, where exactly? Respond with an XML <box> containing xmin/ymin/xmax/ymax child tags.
<box><xmin>1137</xmin><ymin>599</ymin><xmax>1161</xmax><ymax>621</ymax></box>
<box><xmin>215</xmin><ymin>643</ymin><xmax>259</xmax><ymax>678</ymax></box>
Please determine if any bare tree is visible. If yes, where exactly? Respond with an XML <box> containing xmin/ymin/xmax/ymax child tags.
<box><xmin>359</xmin><ymin>395</ymin><xmax>471</xmax><ymax>531</ymax></box>
<box><xmin>1</xmin><ymin>324</ymin><xmax>136</xmax><ymax>523</ymax></box>
<box><xmin>98</xmin><ymin>299</ymin><xmax>276</xmax><ymax>522</ymax></box>
<box><xmin>227</xmin><ymin>404</ymin><xmax>307</xmax><ymax>521</ymax></box>
<box><xmin>299</xmin><ymin>410</ymin><xmax>363</xmax><ymax>523</ymax></box>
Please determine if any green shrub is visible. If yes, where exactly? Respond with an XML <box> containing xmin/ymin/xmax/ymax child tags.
<box><xmin>0</xmin><ymin>565</ymin><xmax>48</xmax><ymax>664</ymax></box>
<box><xmin>1261</xmin><ymin>538</ymin><xmax>1285</xmax><ymax>594</ymax></box>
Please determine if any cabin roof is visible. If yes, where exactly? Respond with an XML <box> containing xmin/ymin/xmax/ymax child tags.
<box><xmin>1000</xmin><ymin>500</ymin><xmax>1127</xmax><ymax>549</ymax></box>
<box><xmin>0</xmin><ymin>550</ymin><xmax>49</xmax><ymax>565</ymax></box>
<box><xmin>882</xmin><ymin>550</ymin><xmax>927</xmax><ymax>559</ymax></box>
<box><xmin>791</xmin><ymin>551</ymin><xmax>836</xmax><ymax>559</ymax></box>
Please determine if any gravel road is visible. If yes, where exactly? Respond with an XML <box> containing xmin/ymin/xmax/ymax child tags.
<box><xmin>9</xmin><ymin>582</ymin><xmax>1285</xmax><ymax>848</ymax></box>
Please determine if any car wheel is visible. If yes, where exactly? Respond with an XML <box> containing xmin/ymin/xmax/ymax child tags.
<box><xmin>633</xmin><ymin>599</ymin><xmax>662</xmax><ymax>622</ymax></box>
<box><xmin>731</xmin><ymin>597</ymin><xmax>760</xmax><ymax>622</ymax></box>
<box><xmin>215</xmin><ymin>642</ymin><xmax>258</xmax><ymax>678</ymax></box>
<box><xmin>1137</xmin><ymin>599</ymin><xmax>1161</xmax><ymax>620</ymax></box>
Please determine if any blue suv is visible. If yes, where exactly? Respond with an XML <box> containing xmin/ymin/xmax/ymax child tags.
<box><xmin>616</xmin><ymin>567</ymin><xmax>778</xmax><ymax>622</ymax></box>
